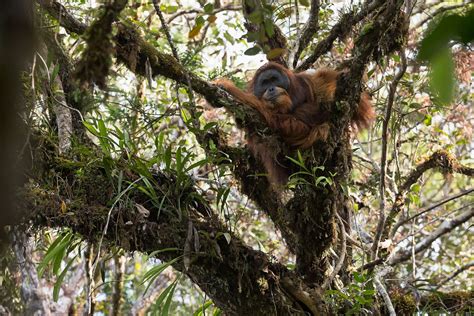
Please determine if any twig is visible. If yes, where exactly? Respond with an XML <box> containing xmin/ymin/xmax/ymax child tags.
<box><xmin>166</xmin><ymin>5</ymin><xmax>241</xmax><ymax>24</ymax></box>
<box><xmin>152</xmin><ymin>0</ymin><xmax>199</xmax><ymax>129</ymax></box>
<box><xmin>391</xmin><ymin>188</ymin><xmax>474</xmax><ymax>237</ymax></box>
<box><xmin>372</xmin><ymin>51</ymin><xmax>407</xmax><ymax>260</ymax></box>
<box><xmin>152</xmin><ymin>0</ymin><xmax>179</xmax><ymax>60</ymax></box>
<box><xmin>387</xmin><ymin>207</ymin><xmax>474</xmax><ymax>265</ymax></box>
<box><xmin>434</xmin><ymin>261</ymin><xmax>474</xmax><ymax>290</ymax></box>
<box><xmin>383</xmin><ymin>150</ymin><xmax>474</xmax><ymax>241</ymax></box>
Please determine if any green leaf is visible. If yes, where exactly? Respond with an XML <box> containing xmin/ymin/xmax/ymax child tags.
<box><xmin>429</xmin><ymin>47</ymin><xmax>455</xmax><ymax>104</ymax></box>
<box><xmin>38</xmin><ymin>232</ymin><xmax>73</xmax><ymax>277</ymax></box>
<box><xmin>193</xmin><ymin>300</ymin><xmax>213</xmax><ymax>316</ymax></box>
<box><xmin>248</xmin><ymin>11</ymin><xmax>263</xmax><ymax>24</ymax></box>
<box><xmin>203</xmin><ymin>3</ymin><xmax>214</xmax><ymax>13</ymax></box>
<box><xmin>160</xmin><ymin>4</ymin><xmax>179</xmax><ymax>14</ymax></box>
<box><xmin>423</xmin><ymin>114</ymin><xmax>432</xmax><ymax>126</ymax></box>
<box><xmin>196</xmin><ymin>15</ymin><xmax>206</xmax><ymax>27</ymax></box>
<box><xmin>142</xmin><ymin>257</ymin><xmax>181</xmax><ymax>294</ymax></box>
<box><xmin>161</xmin><ymin>280</ymin><xmax>178</xmax><ymax>316</ymax></box>
<box><xmin>299</xmin><ymin>0</ymin><xmax>310</xmax><ymax>7</ymax></box>
<box><xmin>266</xmin><ymin>48</ymin><xmax>285</xmax><ymax>59</ymax></box>
<box><xmin>244</xmin><ymin>46</ymin><xmax>261</xmax><ymax>56</ymax></box>
<box><xmin>223</xmin><ymin>233</ymin><xmax>231</xmax><ymax>244</ymax></box>
<box><xmin>53</xmin><ymin>257</ymin><xmax>76</xmax><ymax>301</ymax></box>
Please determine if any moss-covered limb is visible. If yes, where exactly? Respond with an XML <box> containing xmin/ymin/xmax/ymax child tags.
<box><xmin>296</xmin><ymin>0</ymin><xmax>386</xmax><ymax>71</ymax></box>
<box><xmin>230</xmin><ymin>144</ymin><xmax>299</xmax><ymax>251</ymax></box>
<box><xmin>37</xmin><ymin>0</ymin><xmax>87</xmax><ymax>34</ymax></box>
<box><xmin>21</xmin><ymin>148</ymin><xmax>326</xmax><ymax>315</ymax></box>
<box><xmin>75</xmin><ymin>0</ymin><xmax>128</xmax><ymax>89</ymax></box>
<box><xmin>39</xmin><ymin>1</ymin><xmax>294</xmax><ymax>250</ymax></box>
<box><xmin>384</xmin><ymin>150</ymin><xmax>474</xmax><ymax>241</ymax></box>
<box><xmin>390</xmin><ymin>289</ymin><xmax>474</xmax><ymax>315</ymax></box>
<box><xmin>38</xmin><ymin>1</ymin><xmax>272</xmax><ymax>134</ymax></box>
<box><xmin>284</xmin><ymin>137</ymin><xmax>353</xmax><ymax>284</ymax></box>
<box><xmin>289</xmin><ymin>0</ymin><xmax>320</xmax><ymax>68</ymax></box>
<box><xmin>335</xmin><ymin>0</ymin><xmax>405</xmax><ymax>127</ymax></box>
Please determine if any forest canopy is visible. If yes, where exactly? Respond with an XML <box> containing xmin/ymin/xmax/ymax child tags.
<box><xmin>0</xmin><ymin>0</ymin><xmax>473</xmax><ymax>315</ymax></box>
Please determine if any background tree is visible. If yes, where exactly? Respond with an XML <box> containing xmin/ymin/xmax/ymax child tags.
<box><xmin>1</xmin><ymin>0</ymin><xmax>473</xmax><ymax>314</ymax></box>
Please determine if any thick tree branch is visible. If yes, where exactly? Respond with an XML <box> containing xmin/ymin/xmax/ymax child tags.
<box><xmin>39</xmin><ymin>0</ymin><xmax>299</xmax><ymax>262</ymax></box>
<box><xmin>296</xmin><ymin>0</ymin><xmax>386</xmax><ymax>71</ymax></box>
<box><xmin>288</xmin><ymin>0</ymin><xmax>320</xmax><ymax>68</ymax></box>
<box><xmin>21</xmin><ymin>145</ymin><xmax>325</xmax><ymax>315</ymax></box>
<box><xmin>75</xmin><ymin>0</ymin><xmax>128</xmax><ymax>88</ymax></box>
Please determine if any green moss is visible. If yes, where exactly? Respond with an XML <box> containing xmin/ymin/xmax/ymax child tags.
<box><xmin>391</xmin><ymin>289</ymin><xmax>417</xmax><ymax>315</ymax></box>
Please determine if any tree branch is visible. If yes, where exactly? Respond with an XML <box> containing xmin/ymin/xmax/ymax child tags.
<box><xmin>414</xmin><ymin>3</ymin><xmax>468</xmax><ymax>29</ymax></box>
<box><xmin>383</xmin><ymin>150</ymin><xmax>474</xmax><ymax>241</ymax></box>
<box><xmin>74</xmin><ymin>0</ymin><xmax>128</xmax><ymax>88</ymax></box>
<box><xmin>39</xmin><ymin>0</ymin><xmax>299</xmax><ymax>261</ymax></box>
<box><xmin>391</xmin><ymin>189</ymin><xmax>474</xmax><ymax>237</ymax></box>
<box><xmin>296</xmin><ymin>0</ymin><xmax>386</xmax><ymax>71</ymax></box>
<box><xmin>434</xmin><ymin>261</ymin><xmax>474</xmax><ymax>290</ymax></box>
<box><xmin>166</xmin><ymin>5</ymin><xmax>242</xmax><ymax>24</ymax></box>
<box><xmin>387</xmin><ymin>207</ymin><xmax>474</xmax><ymax>265</ymax></box>
<box><xmin>288</xmin><ymin>0</ymin><xmax>320</xmax><ymax>68</ymax></box>
<box><xmin>21</xmin><ymin>145</ymin><xmax>323</xmax><ymax>315</ymax></box>
<box><xmin>372</xmin><ymin>51</ymin><xmax>407</xmax><ymax>259</ymax></box>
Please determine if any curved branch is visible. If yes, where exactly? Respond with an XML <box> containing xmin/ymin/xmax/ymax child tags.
<box><xmin>383</xmin><ymin>150</ymin><xmax>474</xmax><ymax>240</ymax></box>
<box><xmin>434</xmin><ymin>261</ymin><xmax>474</xmax><ymax>290</ymax></box>
<box><xmin>414</xmin><ymin>3</ymin><xmax>468</xmax><ymax>29</ymax></box>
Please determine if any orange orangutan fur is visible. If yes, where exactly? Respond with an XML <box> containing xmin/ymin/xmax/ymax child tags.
<box><xmin>215</xmin><ymin>62</ymin><xmax>375</xmax><ymax>186</ymax></box>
